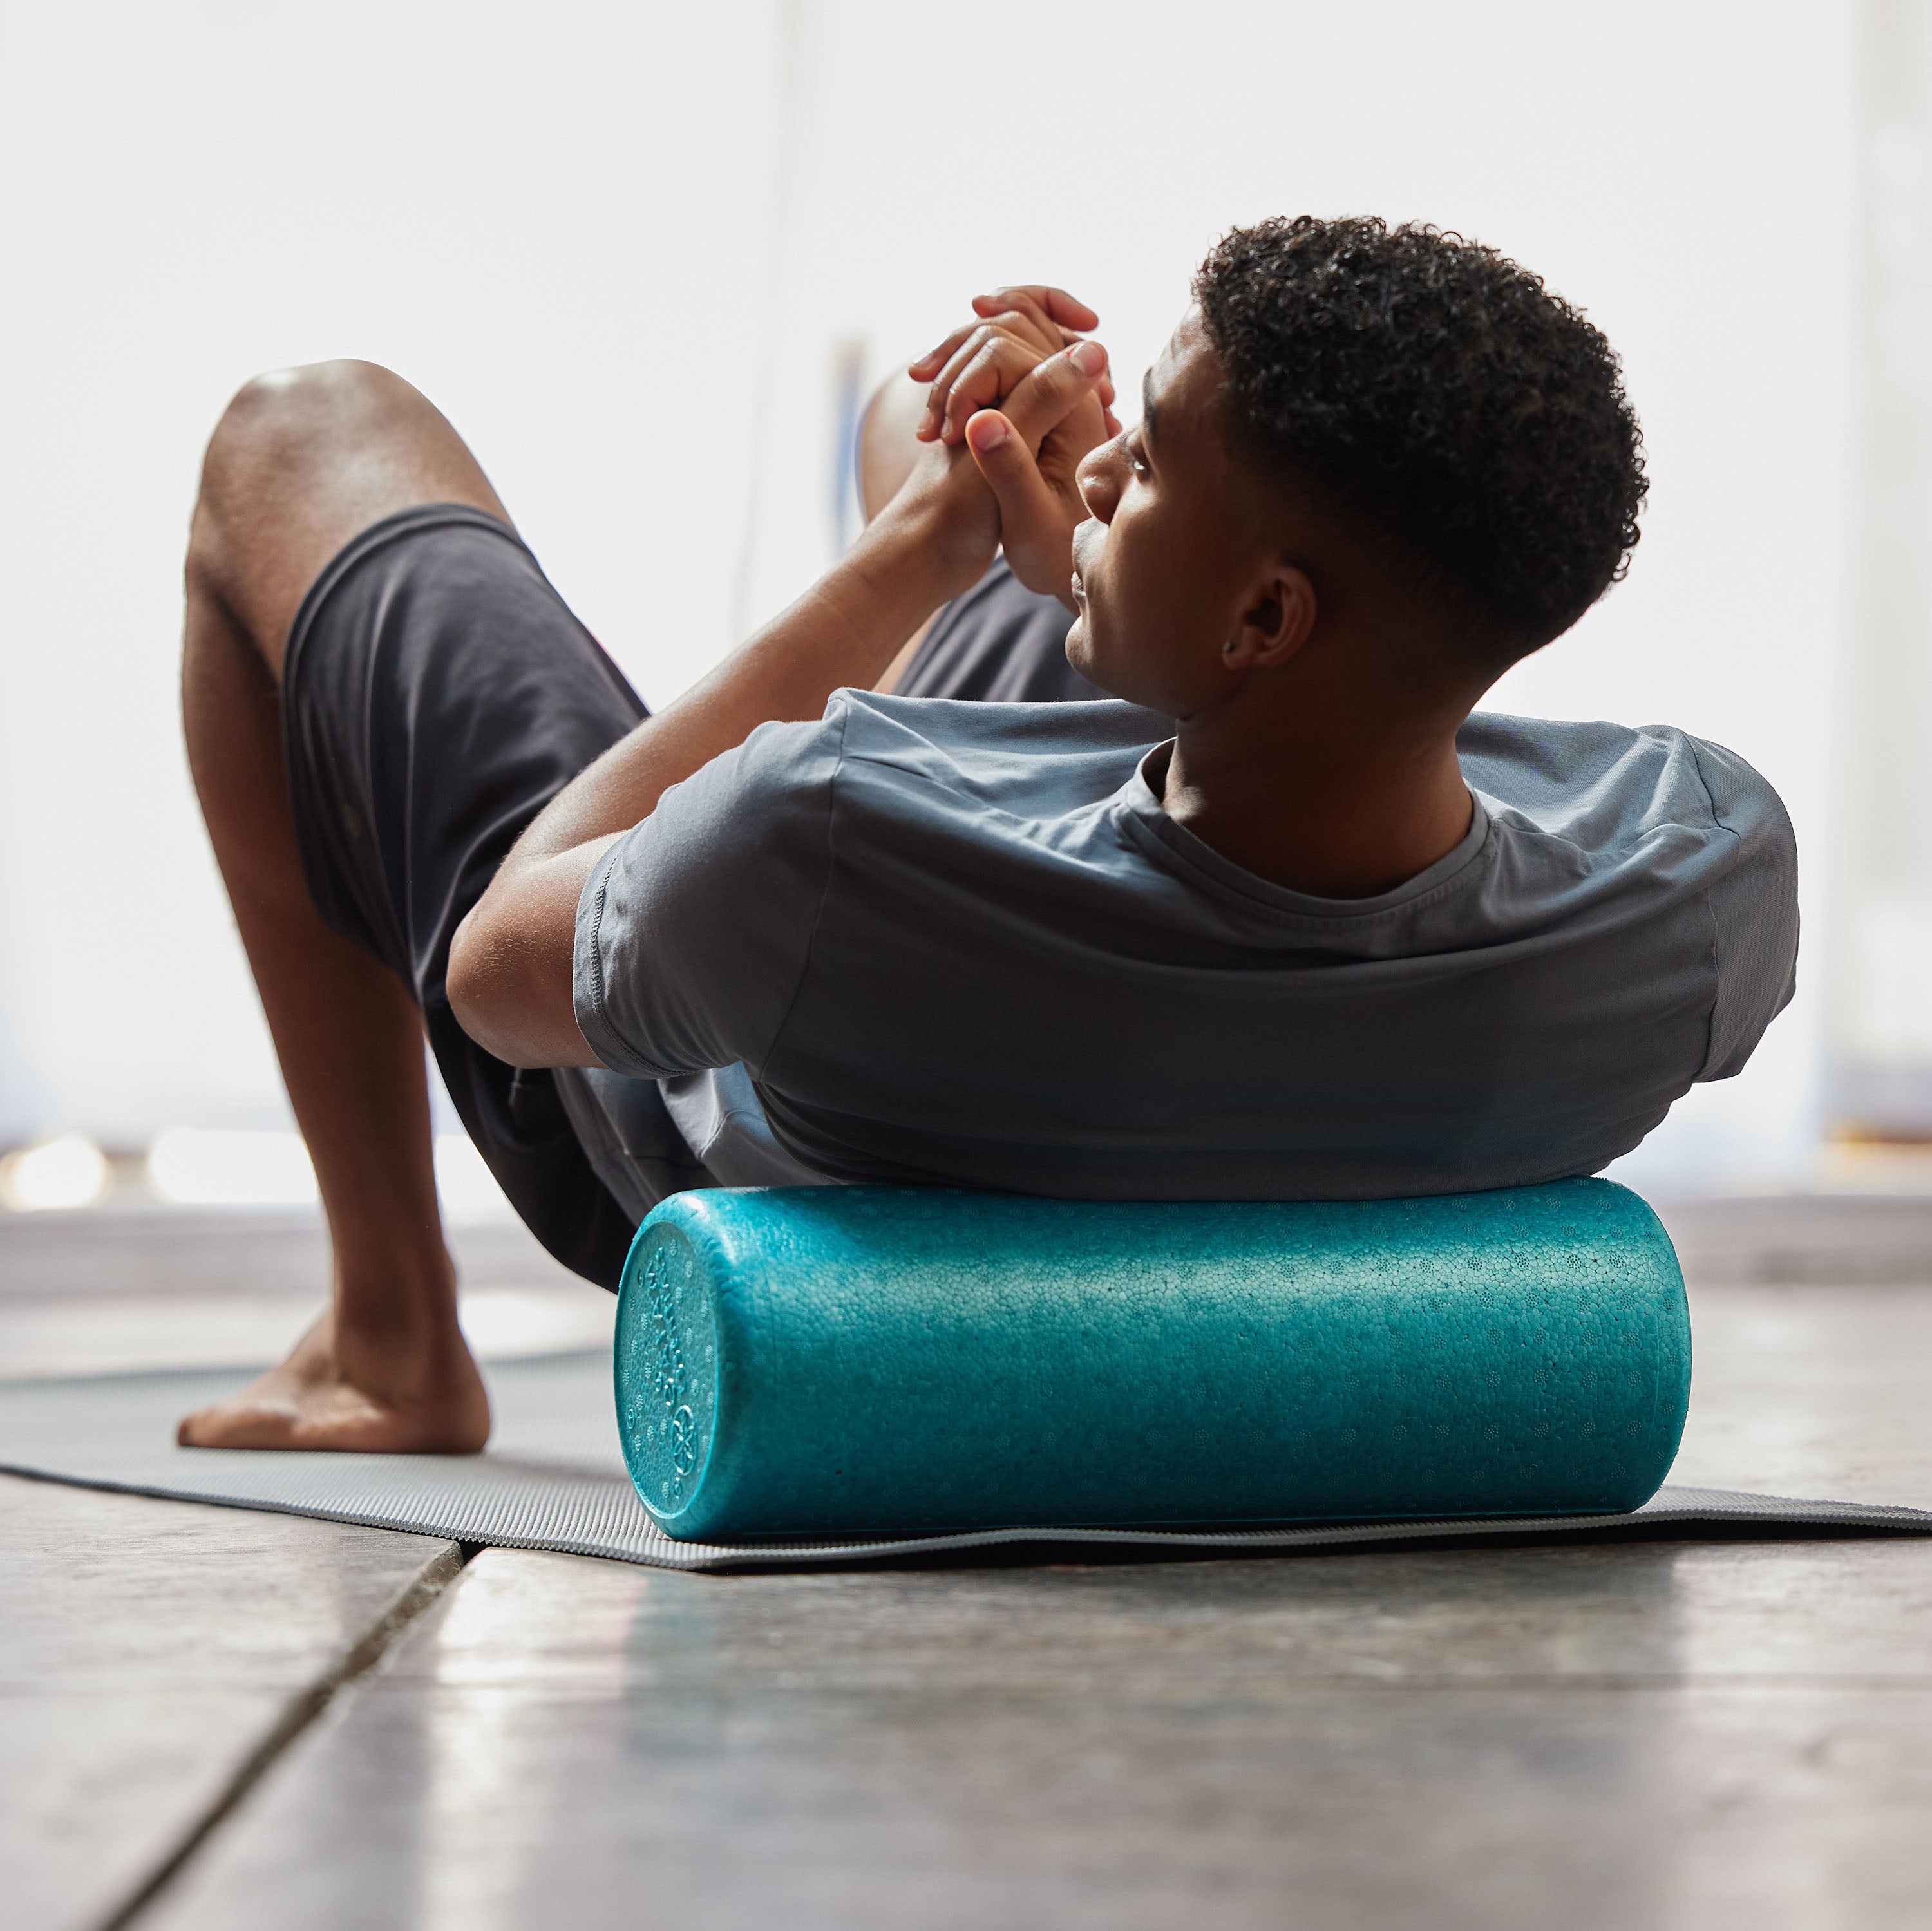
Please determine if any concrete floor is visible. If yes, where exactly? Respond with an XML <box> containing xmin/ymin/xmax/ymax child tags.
<box><xmin>4</xmin><ymin>1201</ymin><xmax>1931</xmax><ymax>1930</ymax></box>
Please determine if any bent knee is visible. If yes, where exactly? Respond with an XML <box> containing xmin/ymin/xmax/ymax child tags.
<box><xmin>187</xmin><ymin>361</ymin><xmax>415</xmax><ymax>635</ymax></box>
<box><xmin>202</xmin><ymin>359</ymin><xmax>413</xmax><ymax>489</ymax></box>
<box><xmin>187</xmin><ymin>359</ymin><xmax>498</xmax><ymax>649</ymax></box>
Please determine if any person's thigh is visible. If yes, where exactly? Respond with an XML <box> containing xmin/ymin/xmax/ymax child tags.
<box><xmin>192</xmin><ymin>359</ymin><xmax>511</xmax><ymax>675</ymax></box>
<box><xmin>285</xmin><ymin>504</ymin><xmax>647</xmax><ymax>1286</ymax></box>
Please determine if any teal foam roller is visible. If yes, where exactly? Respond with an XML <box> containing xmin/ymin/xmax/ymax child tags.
<box><xmin>612</xmin><ymin>1180</ymin><xmax>1690</xmax><ymax>1541</ymax></box>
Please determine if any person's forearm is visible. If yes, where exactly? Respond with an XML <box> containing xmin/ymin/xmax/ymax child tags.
<box><xmin>858</xmin><ymin>369</ymin><xmax>926</xmax><ymax>523</ymax></box>
<box><xmin>533</xmin><ymin>509</ymin><xmax>960</xmax><ymax>860</ymax></box>
<box><xmin>446</xmin><ymin>492</ymin><xmax>976</xmax><ymax>1068</ymax></box>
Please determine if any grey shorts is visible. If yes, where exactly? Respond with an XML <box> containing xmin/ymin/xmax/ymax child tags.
<box><xmin>281</xmin><ymin>505</ymin><xmax>1086</xmax><ymax>1286</ymax></box>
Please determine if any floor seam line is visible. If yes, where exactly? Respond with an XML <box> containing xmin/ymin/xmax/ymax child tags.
<box><xmin>90</xmin><ymin>1537</ymin><xmax>474</xmax><ymax>1931</ymax></box>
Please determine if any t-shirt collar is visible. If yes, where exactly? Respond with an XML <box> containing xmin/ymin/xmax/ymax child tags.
<box><xmin>1116</xmin><ymin>740</ymin><xmax>1493</xmax><ymax>918</ymax></box>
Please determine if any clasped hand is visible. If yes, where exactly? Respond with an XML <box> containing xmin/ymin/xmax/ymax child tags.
<box><xmin>896</xmin><ymin>284</ymin><xmax>1119</xmax><ymax>611</ymax></box>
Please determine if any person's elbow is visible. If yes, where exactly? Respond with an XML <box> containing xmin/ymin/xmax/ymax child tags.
<box><xmin>447</xmin><ymin>869</ymin><xmax>596</xmax><ymax>1070</ymax></box>
<box><xmin>446</xmin><ymin>905</ymin><xmax>530</xmax><ymax>1065</ymax></box>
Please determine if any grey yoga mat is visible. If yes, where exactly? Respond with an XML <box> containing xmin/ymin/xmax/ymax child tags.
<box><xmin>2</xmin><ymin>1352</ymin><xmax>1926</xmax><ymax>1572</ymax></box>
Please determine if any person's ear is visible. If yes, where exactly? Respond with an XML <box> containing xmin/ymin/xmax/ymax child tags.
<box><xmin>1220</xmin><ymin>564</ymin><xmax>1316</xmax><ymax>670</ymax></box>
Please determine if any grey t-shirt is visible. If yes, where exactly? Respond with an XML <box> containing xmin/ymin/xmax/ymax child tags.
<box><xmin>562</xmin><ymin>693</ymin><xmax>1797</xmax><ymax>1216</ymax></box>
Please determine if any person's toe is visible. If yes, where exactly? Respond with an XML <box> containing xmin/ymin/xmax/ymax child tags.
<box><xmin>177</xmin><ymin>1399</ymin><xmax>290</xmax><ymax>1449</ymax></box>
<box><xmin>176</xmin><ymin>1404</ymin><xmax>230</xmax><ymax>1447</ymax></box>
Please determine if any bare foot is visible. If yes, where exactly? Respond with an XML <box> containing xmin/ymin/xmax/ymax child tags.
<box><xmin>177</xmin><ymin>1306</ymin><xmax>491</xmax><ymax>1453</ymax></box>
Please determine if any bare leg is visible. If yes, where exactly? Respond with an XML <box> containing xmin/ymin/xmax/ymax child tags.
<box><xmin>176</xmin><ymin>362</ymin><xmax>507</xmax><ymax>1451</ymax></box>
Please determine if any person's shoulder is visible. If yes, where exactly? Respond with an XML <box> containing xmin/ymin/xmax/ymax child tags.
<box><xmin>824</xmin><ymin>692</ymin><xmax>1169</xmax><ymax>827</ymax></box>
<box><xmin>1675</xmin><ymin>731</ymin><xmax>1795</xmax><ymax>849</ymax></box>
<box><xmin>653</xmin><ymin>703</ymin><xmax>851</xmax><ymax>833</ymax></box>
<box><xmin>1459</xmin><ymin>711</ymin><xmax>1792</xmax><ymax>867</ymax></box>
<box><xmin>622</xmin><ymin>688</ymin><xmax>1165</xmax><ymax>868</ymax></box>
<box><xmin>838</xmin><ymin>689</ymin><xmax>1171</xmax><ymax>757</ymax></box>
<box><xmin>621</xmin><ymin>705</ymin><xmax>853</xmax><ymax>901</ymax></box>
<box><xmin>646</xmin><ymin>689</ymin><xmax>1164</xmax><ymax>853</ymax></box>
<box><xmin>731</xmin><ymin>701</ymin><xmax>854</xmax><ymax>786</ymax></box>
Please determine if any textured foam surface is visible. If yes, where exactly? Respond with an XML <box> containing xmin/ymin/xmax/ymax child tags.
<box><xmin>616</xmin><ymin>1181</ymin><xmax>1696</xmax><ymax>1540</ymax></box>
<box><xmin>3</xmin><ymin>1352</ymin><xmax>1926</xmax><ymax>1570</ymax></box>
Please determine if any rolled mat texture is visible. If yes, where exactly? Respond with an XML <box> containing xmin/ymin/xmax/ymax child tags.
<box><xmin>615</xmin><ymin>1178</ymin><xmax>1692</xmax><ymax>1541</ymax></box>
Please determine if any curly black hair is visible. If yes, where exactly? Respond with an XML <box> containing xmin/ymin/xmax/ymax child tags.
<box><xmin>1194</xmin><ymin>216</ymin><xmax>1646</xmax><ymax>665</ymax></box>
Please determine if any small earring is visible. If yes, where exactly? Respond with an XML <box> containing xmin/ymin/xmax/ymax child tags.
<box><xmin>1221</xmin><ymin>639</ymin><xmax>1238</xmax><ymax>655</ymax></box>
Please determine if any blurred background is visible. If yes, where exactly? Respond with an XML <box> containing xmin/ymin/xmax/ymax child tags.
<box><xmin>1</xmin><ymin>0</ymin><xmax>1928</xmax><ymax>1220</ymax></box>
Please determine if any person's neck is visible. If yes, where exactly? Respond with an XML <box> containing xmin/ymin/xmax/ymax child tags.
<box><xmin>1159</xmin><ymin>677</ymin><xmax>1477</xmax><ymax>900</ymax></box>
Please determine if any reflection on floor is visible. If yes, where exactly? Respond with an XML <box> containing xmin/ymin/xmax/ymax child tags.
<box><xmin>3</xmin><ymin>1200</ymin><xmax>1931</xmax><ymax>1930</ymax></box>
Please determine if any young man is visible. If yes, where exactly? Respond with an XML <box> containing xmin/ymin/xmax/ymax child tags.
<box><xmin>176</xmin><ymin>218</ymin><xmax>1796</xmax><ymax>1455</ymax></box>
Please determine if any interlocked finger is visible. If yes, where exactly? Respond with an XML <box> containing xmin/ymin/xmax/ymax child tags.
<box><xmin>908</xmin><ymin>301</ymin><xmax>1061</xmax><ymax>390</ymax></box>
<box><xmin>931</xmin><ymin>331</ymin><xmax>1063</xmax><ymax>444</ymax></box>
<box><xmin>919</xmin><ymin>323</ymin><xmax>1009</xmax><ymax>438</ymax></box>
<box><xmin>930</xmin><ymin>318</ymin><xmax>1046</xmax><ymax>397</ymax></box>
<box><xmin>972</xmin><ymin>285</ymin><xmax>1101</xmax><ymax>334</ymax></box>
<box><xmin>912</xmin><ymin>324</ymin><xmax>1019</xmax><ymax>436</ymax></box>
<box><xmin>906</xmin><ymin>285</ymin><xmax>1103</xmax><ymax>445</ymax></box>
<box><xmin>920</xmin><ymin>315</ymin><xmax>1068</xmax><ymax>442</ymax></box>
<box><xmin>968</xmin><ymin>290</ymin><xmax>1068</xmax><ymax>353</ymax></box>
<box><xmin>972</xmin><ymin>297</ymin><xmax>1067</xmax><ymax>353</ymax></box>
<box><xmin>994</xmin><ymin>338</ymin><xmax>1111</xmax><ymax>447</ymax></box>
<box><xmin>907</xmin><ymin>322</ymin><xmax>978</xmax><ymax>384</ymax></box>
<box><xmin>911</xmin><ymin>287</ymin><xmax>1098</xmax><ymax>381</ymax></box>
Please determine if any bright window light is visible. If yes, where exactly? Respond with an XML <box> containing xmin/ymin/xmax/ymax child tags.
<box><xmin>142</xmin><ymin>1127</ymin><xmax>511</xmax><ymax>1218</ymax></box>
<box><xmin>0</xmin><ymin>1133</ymin><xmax>110</xmax><ymax>1211</ymax></box>
<box><xmin>435</xmin><ymin>1133</ymin><xmax>513</xmax><ymax>1223</ymax></box>
<box><xmin>148</xmin><ymin>1127</ymin><xmax>318</xmax><ymax>1207</ymax></box>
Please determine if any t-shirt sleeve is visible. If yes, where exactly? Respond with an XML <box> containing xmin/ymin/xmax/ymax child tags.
<box><xmin>571</xmin><ymin>705</ymin><xmax>846</xmax><ymax>1079</ymax></box>
<box><xmin>1692</xmin><ymin>737</ymin><xmax>1801</xmax><ymax>1081</ymax></box>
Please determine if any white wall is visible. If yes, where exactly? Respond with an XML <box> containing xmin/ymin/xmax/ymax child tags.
<box><xmin>1830</xmin><ymin>0</ymin><xmax>1932</xmax><ymax>1135</ymax></box>
<box><xmin>0</xmin><ymin>0</ymin><xmax>1861</xmax><ymax>1191</ymax></box>
<box><xmin>0</xmin><ymin>0</ymin><xmax>786</xmax><ymax>1138</ymax></box>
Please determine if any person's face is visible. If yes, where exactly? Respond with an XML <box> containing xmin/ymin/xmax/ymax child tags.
<box><xmin>1066</xmin><ymin>311</ymin><xmax>1267</xmax><ymax>716</ymax></box>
